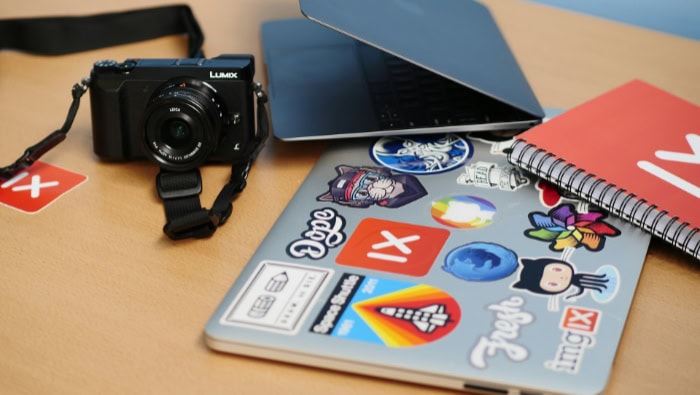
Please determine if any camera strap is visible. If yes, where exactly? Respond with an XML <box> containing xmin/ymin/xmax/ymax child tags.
<box><xmin>156</xmin><ymin>83</ymin><xmax>269</xmax><ymax>240</ymax></box>
<box><xmin>0</xmin><ymin>5</ymin><xmax>270</xmax><ymax>240</ymax></box>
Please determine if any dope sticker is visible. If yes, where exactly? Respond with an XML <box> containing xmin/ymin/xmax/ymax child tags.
<box><xmin>0</xmin><ymin>161</ymin><xmax>87</xmax><ymax>213</ymax></box>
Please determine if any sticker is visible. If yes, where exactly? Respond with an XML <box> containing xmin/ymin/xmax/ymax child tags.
<box><xmin>511</xmin><ymin>257</ymin><xmax>620</xmax><ymax>312</ymax></box>
<box><xmin>286</xmin><ymin>208</ymin><xmax>347</xmax><ymax>260</ymax></box>
<box><xmin>311</xmin><ymin>274</ymin><xmax>460</xmax><ymax>347</ymax></box>
<box><xmin>469</xmin><ymin>295</ymin><xmax>534</xmax><ymax>369</ymax></box>
<box><xmin>220</xmin><ymin>261</ymin><xmax>333</xmax><ymax>334</ymax></box>
<box><xmin>317</xmin><ymin>165</ymin><xmax>427</xmax><ymax>208</ymax></box>
<box><xmin>545</xmin><ymin>306</ymin><xmax>602</xmax><ymax>374</ymax></box>
<box><xmin>0</xmin><ymin>161</ymin><xmax>87</xmax><ymax>213</ymax></box>
<box><xmin>336</xmin><ymin>218</ymin><xmax>450</xmax><ymax>277</ymax></box>
<box><xmin>443</xmin><ymin>242</ymin><xmax>519</xmax><ymax>281</ymax></box>
<box><xmin>535</xmin><ymin>179</ymin><xmax>580</xmax><ymax>208</ymax></box>
<box><xmin>524</xmin><ymin>203</ymin><xmax>620</xmax><ymax>252</ymax></box>
<box><xmin>456</xmin><ymin>161</ymin><xmax>530</xmax><ymax>191</ymax></box>
<box><xmin>370</xmin><ymin>134</ymin><xmax>473</xmax><ymax>174</ymax></box>
<box><xmin>431</xmin><ymin>195</ymin><xmax>496</xmax><ymax>229</ymax></box>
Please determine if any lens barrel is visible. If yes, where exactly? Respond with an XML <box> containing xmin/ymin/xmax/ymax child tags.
<box><xmin>142</xmin><ymin>79</ymin><xmax>223</xmax><ymax>171</ymax></box>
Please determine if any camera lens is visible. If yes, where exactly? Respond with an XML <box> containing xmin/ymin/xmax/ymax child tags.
<box><xmin>142</xmin><ymin>79</ymin><xmax>223</xmax><ymax>171</ymax></box>
<box><xmin>161</xmin><ymin>119</ymin><xmax>193</xmax><ymax>149</ymax></box>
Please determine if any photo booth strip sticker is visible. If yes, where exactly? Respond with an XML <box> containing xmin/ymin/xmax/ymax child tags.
<box><xmin>220</xmin><ymin>260</ymin><xmax>334</xmax><ymax>334</ymax></box>
<box><xmin>0</xmin><ymin>161</ymin><xmax>88</xmax><ymax>213</ymax></box>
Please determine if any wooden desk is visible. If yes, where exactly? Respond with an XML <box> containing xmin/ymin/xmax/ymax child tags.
<box><xmin>1</xmin><ymin>1</ymin><xmax>698</xmax><ymax>394</ymax></box>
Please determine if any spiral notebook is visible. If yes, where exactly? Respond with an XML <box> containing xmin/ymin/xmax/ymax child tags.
<box><xmin>508</xmin><ymin>80</ymin><xmax>699</xmax><ymax>260</ymax></box>
<box><xmin>206</xmin><ymin>133</ymin><xmax>651</xmax><ymax>395</ymax></box>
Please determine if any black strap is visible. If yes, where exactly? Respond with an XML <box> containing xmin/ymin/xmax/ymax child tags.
<box><xmin>0</xmin><ymin>5</ymin><xmax>204</xmax><ymax>57</ymax></box>
<box><xmin>156</xmin><ymin>83</ymin><xmax>270</xmax><ymax>240</ymax></box>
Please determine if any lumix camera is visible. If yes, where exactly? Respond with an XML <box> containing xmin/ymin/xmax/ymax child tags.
<box><xmin>89</xmin><ymin>54</ymin><xmax>257</xmax><ymax>171</ymax></box>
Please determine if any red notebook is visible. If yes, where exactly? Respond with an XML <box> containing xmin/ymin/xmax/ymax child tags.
<box><xmin>508</xmin><ymin>80</ymin><xmax>699</xmax><ymax>260</ymax></box>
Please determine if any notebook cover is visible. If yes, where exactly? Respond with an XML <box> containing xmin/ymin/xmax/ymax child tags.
<box><xmin>205</xmin><ymin>134</ymin><xmax>650</xmax><ymax>394</ymax></box>
<box><xmin>508</xmin><ymin>80</ymin><xmax>699</xmax><ymax>258</ymax></box>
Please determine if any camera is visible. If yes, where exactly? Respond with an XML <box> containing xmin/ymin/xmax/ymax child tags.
<box><xmin>89</xmin><ymin>55</ymin><xmax>257</xmax><ymax>171</ymax></box>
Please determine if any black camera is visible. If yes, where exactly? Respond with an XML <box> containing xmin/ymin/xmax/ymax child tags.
<box><xmin>89</xmin><ymin>55</ymin><xmax>257</xmax><ymax>171</ymax></box>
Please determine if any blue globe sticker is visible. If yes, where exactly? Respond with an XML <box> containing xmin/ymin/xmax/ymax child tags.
<box><xmin>443</xmin><ymin>242</ymin><xmax>519</xmax><ymax>282</ymax></box>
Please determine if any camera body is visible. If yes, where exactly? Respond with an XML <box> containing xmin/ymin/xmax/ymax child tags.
<box><xmin>89</xmin><ymin>55</ymin><xmax>256</xmax><ymax>171</ymax></box>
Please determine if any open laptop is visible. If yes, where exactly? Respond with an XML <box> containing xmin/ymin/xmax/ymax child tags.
<box><xmin>205</xmin><ymin>130</ymin><xmax>650</xmax><ymax>394</ymax></box>
<box><xmin>261</xmin><ymin>0</ymin><xmax>545</xmax><ymax>141</ymax></box>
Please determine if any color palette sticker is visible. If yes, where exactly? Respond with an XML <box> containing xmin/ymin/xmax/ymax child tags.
<box><xmin>431</xmin><ymin>195</ymin><xmax>496</xmax><ymax>228</ymax></box>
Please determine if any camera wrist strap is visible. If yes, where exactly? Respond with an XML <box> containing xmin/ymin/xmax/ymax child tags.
<box><xmin>156</xmin><ymin>82</ymin><xmax>270</xmax><ymax>240</ymax></box>
<box><xmin>0</xmin><ymin>5</ymin><xmax>205</xmax><ymax>181</ymax></box>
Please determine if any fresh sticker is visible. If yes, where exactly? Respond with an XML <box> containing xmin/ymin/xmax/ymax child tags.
<box><xmin>442</xmin><ymin>242</ymin><xmax>519</xmax><ymax>282</ymax></box>
<box><xmin>317</xmin><ymin>165</ymin><xmax>427</xmax><ymax>208</ymax></box>
<box><xmin>335</xmin><ymin>218</ymin><xmax>450</xmax><ymax>277</ymax></box>
<box><xmin>0</xmin><ymin>161</ymin><xmax>87</xmax><ymax>213</ymax></box>
<box><xmin>286</xmin><ymin>208</ymin><xmax>347</xmax><ymax>260</ymax></box>
<box><xmin>370</xmin><ymin>134</ymin><xmax>473</xmax><ymax>174</ymax></box>
<box><xmin>431</xmin><ymin>195</ymin><xmax>496</xmax><ymax>229</ymax></box>
<box><xmin>310</xmin><ymin>274</ymin><xmax>460</xmax><ymax>347</ymax></box>
<box><xmin>469</xmin><ymin>295</ymin><xmax>534</xmax><ymax>369</ymax></box>
<box><xmin>220</xmin><ymin>261</ymin><xmax>333</xmax><ymax>334</ymax></box>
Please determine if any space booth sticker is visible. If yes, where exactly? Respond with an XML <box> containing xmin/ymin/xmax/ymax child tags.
<box><xmin>311</xmin><ymin>274</ymin><xmax>461</xmax><ymax>347</ymax></box>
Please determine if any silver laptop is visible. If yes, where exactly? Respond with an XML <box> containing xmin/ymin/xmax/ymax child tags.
<box><xmin>261</xmin><ymin>0</ymin><xmax>545</xmax><ymax>141</ymax></box>
<box><xmin>205</xmin><ymin>129</ymin><xmax>650</xmax><ymax>394</ymax></box>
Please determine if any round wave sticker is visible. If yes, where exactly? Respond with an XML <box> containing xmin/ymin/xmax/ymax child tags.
<box><xmin>370</xmin><ymin>134</ymin><xmax>473</xmax><ymax>174</ymax></box>
<box><xmin>431</xmin><ymin>195</ymin><xmax>496</xmax><ymax>228</ymax></box>
<box><xmin>443</xmin><ymin>242</ymin><xmax>519</xmax><ymax>281</ymax></box>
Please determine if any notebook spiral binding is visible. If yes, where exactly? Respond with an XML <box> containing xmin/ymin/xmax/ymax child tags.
<box><xmin>508</xmin><ymin>139</ymin><xmax>700</xmax><ymax>260</ymax></box>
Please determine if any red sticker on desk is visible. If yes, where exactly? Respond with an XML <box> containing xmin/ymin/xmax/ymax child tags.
<box><xmin>0</xmin><ymin>161</ymin><xmax>87</xmax><ymax>213</ymax></box>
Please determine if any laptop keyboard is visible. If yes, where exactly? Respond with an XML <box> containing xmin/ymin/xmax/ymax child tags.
<box><xmin>357</xmin><ymin>43</ymin><xmax>529</xmax><ymax>130</ymax></box>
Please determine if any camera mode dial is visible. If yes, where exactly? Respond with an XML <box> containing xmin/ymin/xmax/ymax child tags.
<box><xmin>93</xmin><ymin>59</ymin><xmax>137</xmax><ymax>73</ymax></box>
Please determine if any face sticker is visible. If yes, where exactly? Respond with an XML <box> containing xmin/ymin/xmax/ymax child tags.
<box><xmin>0</xmin><ymin>161</ymin><xmax>87</xmax><ymax>213</ymax></box>
<box><xmin>524</xmin><ymin>203</ymin><xmax>621</xmax><ymax>252</ymax></box>
<box><xmin>286</xmin><ymin>208</ymin><xmax>347</xmax><ymax>260</ymax></box>
<box><xmin>336</xmin><ymin>218</ymin><xmax>450</xmax><ymax>277</ymax></box>
<box><xmin>443</xmin><ymin>242</ymin><xmax>519</xmax><ymax>281</ymax></box>
<box><xmin>431</xmin><ymin>195</ymin><xmax>496</xmax><ymax>228</ymax></box>
<box><xmin>219</xmin><ymin>261</ymin><xmax>334</xmax><ymax>334</ymax></box>
<box><xmin>370</xmin><ymin>134</ymin><xmax>473</xmax><ymax>174</ymax></box>
<box><xmin>511</xmin><ymin>257</ymin><xmax>620</xmax><ymax>312</ymax></box>
<box><xmin>545</xmin><ymin>306</ymin><xmax>602</xmax><ymax>374</ymax></box>
<box><xmin>469</xmin><ymin>295</ymin><xmax>534</xmax><ymax>369</ymax></box>
<box><xmin>456</xmin><ymin>161</ymin><xmax>530</xmax><ymax>191</ymax></box>
<box><xmin>310</xmin><ymin>274</ymin><xmax>461</xmax><ymax>347</ymax></box>
<box><xmin>317</xmin><ymin>165</ymin><xmax>427</xmax><ymax>208</ymax></box>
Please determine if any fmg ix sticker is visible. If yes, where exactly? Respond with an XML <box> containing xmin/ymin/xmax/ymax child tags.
<box><xmin>310</xmin><ymin>274</ymin><xmax>460</xmax><ymax>347</ymax></box>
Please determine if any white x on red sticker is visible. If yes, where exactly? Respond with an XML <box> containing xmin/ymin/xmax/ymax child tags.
<box><xmin>0</xmin><ymin>161</ymin><xmax>87</xmax><ymax>213</ymax></box>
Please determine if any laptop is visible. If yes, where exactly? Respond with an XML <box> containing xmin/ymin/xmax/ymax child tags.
<box><xmin>261</xmin><ymin>0</ymin><xmax>545</xmax><ymax>141</ymax></box>
<box><xmin>205</xmin><ymin>129</ymin><xmax>650</xmax><ymax>394</ymax></box>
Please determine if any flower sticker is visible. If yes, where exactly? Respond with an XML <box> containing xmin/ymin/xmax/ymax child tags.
<box><xmin>525</xmin><ymin>204</ymin><xmax>620</xmax><ymax>252</ymax></box>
